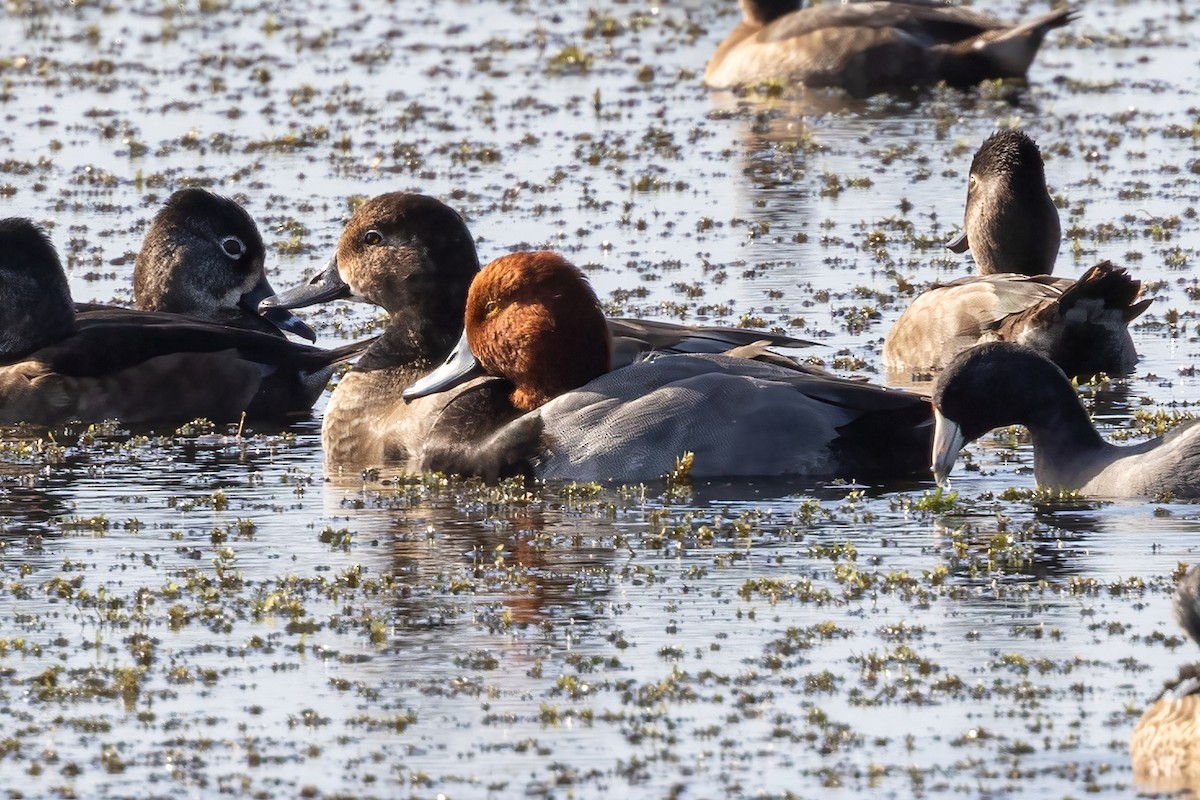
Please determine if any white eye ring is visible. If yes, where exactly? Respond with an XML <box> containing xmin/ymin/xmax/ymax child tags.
<box><xmin>364</xmin><ymin>229</ymin><xmax>383</xmax><ymax>246</ymax></box>
<box><xmin>221</xmin><ymin>236</ymin><xmax>245</xmax><ymax>259</ymax></box>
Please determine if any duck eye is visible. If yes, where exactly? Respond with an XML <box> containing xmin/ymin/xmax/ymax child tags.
<box><xmin>221</xmin><ymin>236</ymin><xmax>245</xmax><ymax>258</ymax></box>
<box><xmin>363</xmin><ymin>229</ymin><xmax>383</xmax><ymax>246</ymax></box>
<box><xmin>484</xmin><ymin>300</ymin><xmax>500</xmax><ymax>316</ymax></box>
<box><xmin>968</xmin><ymin>175</ymin><xmax>977</xmax><ymax>189</ymax></box>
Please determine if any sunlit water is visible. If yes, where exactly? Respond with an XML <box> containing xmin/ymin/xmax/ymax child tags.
<box><xmin>1</xmin><ymin>0</ymin><xmax>1200</xmax><ymax>797</ymax></box>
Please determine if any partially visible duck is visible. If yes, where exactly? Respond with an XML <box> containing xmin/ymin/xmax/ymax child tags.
<box><xmin>260</xmin><ymin>192</ymin><xmax>814</xmax><ymax>466</ymax></box>
<box><xmin>931</xmin><ymin>342</ymin><xmax>1200</xmax><ymax>498</ymax></box>
<box><xmin>884</xmin><ymin>130</ymin><xmax>1150</xmax><ymax>380</ymax></box>
<box><xmin>1131</xmin><ymin>567</ymin><xmax>1200</xmax><ymax>790</ymax></box>
<box><xmin>884</xmin><ymin>261</ymin><xmax>1148</xmax><ymax>380</ymax></box>
<box><xmin>945</xmin><ymin>129</ymin><xmax>1061</xmax><ymax>277</ymax></box>
<box><xmin>406</xmin><ymin>251</ymin><xmax>933</xmax><ymax>483</ymax></box>
<box><xmin>0</xmin><ymin>218</ymin><xmax>362</xmax><ymax>426</ymax></box>
<box><xmin>131</xmin><ymin>187</ymin><xmax>315</xmax><ymax>341</ymax></box>
<box><xmin>704</xmin><ymin>0</ymin><xmax>1077</xmax><ymax>97</ymax></box>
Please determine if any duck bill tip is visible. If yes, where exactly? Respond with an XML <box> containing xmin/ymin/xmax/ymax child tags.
<box><xmin>263</xmin><ymin>307</ymin><xmax>317</xmax><ymax>342</ymax></box>
<box><xmin>946</xmin><ymin>230</ymin><xmax>969</xmax><ymax>254</ymax></box>
<box><xmin>258</xmin><ymin>254</ymin><xmax>349</xmax><ymax>313</ymax></box>
<box><xmin>931</xmin><ymin>409</ymin><xmax>965</xmax><ymax>486</ymax></box>
<box><xmin>402</xmin><ymin>329</ymin><xmax>481</xmax><ymax>401</ymax></box>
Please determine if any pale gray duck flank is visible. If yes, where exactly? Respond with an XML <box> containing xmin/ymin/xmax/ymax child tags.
<box><xmin>405</xmin><ymin>251</ymin><xmax>934</xmax><ymax>484</ymax></box>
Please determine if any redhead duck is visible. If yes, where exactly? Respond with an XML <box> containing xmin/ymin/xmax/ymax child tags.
<box><xmin>931</xmin><ymin>342</ymin><xmax>1200</xmax><ymax>498</ymax></box>
<box><xmin>0</xmin><ymin>218</ymin><xmax>363</xmax><ymax>426</ymax></box>
<box><xmin>131</xmin><ymin>188</ymin><xmax>315</xmax><ymax>341</ymax></box>
<box><xmin>884</xmin><ymin>130</ymin><xmax>1150</xmax><ymax>380</ymax></box>
<box><xmin>1131</xmin><ymin>567</ymin><xmax>1200</xmax><ymax>791</ymax></box>
<box><xmin>704</xmin><ymin>0</ymin><xmax>1077</xmax><ymax>97</ymax></box>
<box><xmin>260</xmin><ymin>192</ymin><xmax>814</xmax><ymax>466</ymax></box>
<box><xmin>406</xmin><ymin>251</ymin><xmax>933</xmax><ymax>483</ymax></box>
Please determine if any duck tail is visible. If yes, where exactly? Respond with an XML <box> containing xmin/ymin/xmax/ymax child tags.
<box><xmin>1005</xmin><ymin>6</ymin><xmax>1080</xmax><ymax>40</ymax></box>
<box><xmin>989</xmin><ymin>262</ymin><xmax>1149</xmax><ymax>379</ymax></box>
<box><xmin>1057</xmin><ymin>261</ymin><xmax>1152</xmax><ymax>323</ymax></box>
<box><xmin>320</xmin><ymin>335</ymin><xmax>379</xmax><ymax>367</ymax></box>
<box><xmin>939</xmin><ymin>6</ymin><xmax>1078</xmax><ymax>84</ymax></box>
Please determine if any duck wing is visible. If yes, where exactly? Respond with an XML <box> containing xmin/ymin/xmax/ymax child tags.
<box><xmin>0</xmin><ymin>321</ymin><xmax>373</xmax><ymax>425</ymax></box>
<box><xmin>756</xmin><ymin>3</ymin><xmax>1004</xmax><ymax>45</ymax></box>
<box><xmin>530</xmin><ymin>353</ymin><xmax>930</xmax><ymax>482</ymax></box>
<box><xmin>884</xmin><ymin>274</ymin><xmax>1068</xmax><ymax>373</ymax></box>
<box><xmin>606</xmin><ymin>317</ymin><xmax>813</xmax><ymax>369</ymax></box>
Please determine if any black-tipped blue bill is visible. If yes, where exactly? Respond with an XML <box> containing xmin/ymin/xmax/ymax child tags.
<box><xmin>239</xmin><ymin>273</ymin><xmax>316</xmax><ymax>342</ymax></box>
<box><xmin>403</xmin><ymin>329</ymin><xmax>482</xmax><ymax>401</ymax></box>
<box><xmin>258</xmin><ymin>255</ymin><xmax>350</xmax><ymax>313</ymax></box>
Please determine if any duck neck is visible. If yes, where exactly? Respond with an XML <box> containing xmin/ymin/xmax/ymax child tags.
<box><xmin>1</xmin><ymin>293</ymin><xmax>75</xmax><ymax>360</ymax></box>
<box><xmin>739</xmin><ymin>0</ymin><xmax>800</xmax><ymax>27</ymax></box>
<box><xmin>356</xmin><ymin>313</ymin><xmax>462</xmax><ymax>376</ymax></box>
<box><xmin>1024</xmin><ymin>389</ymin><xmax>1114</xmax><ymax>489</ymax></box>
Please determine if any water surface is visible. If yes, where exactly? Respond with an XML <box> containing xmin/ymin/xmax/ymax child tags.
<box><xmin>1</xmin><ymin>1</ymin><xmax>1199</xmax><ymax>797</ymax></box>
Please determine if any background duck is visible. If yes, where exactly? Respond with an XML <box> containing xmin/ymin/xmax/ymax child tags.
<box><xmin>131</xmin><ymin>187</ymin><xmax>315</xmax><ymax>341</ymax></box>
<box><xmin>705</xmin><ymin>0</ymin><xmax>1077</xmax><ymax>97</ymax></box>
<box><xmin>260</xmin><ymin>192</ymin><xmax>814</xmax><ymax>467</ymax></box>
<box><xmin>0</xmin><ymin>218</ymin><xmax>362</xmax><ymax>426</ymax></box>
<box><xmin>885</xmin><ymin>261</ymin><xmax>1147</xmax><ymax>380</ymax></box>
<box><xmin>1130</xmin><ymin>567</ymin><xmax>1200</xmax><ymax>792</ymax></box>
<box><xmin>946</xmin><ymin>128</ymin><xmax>1061</xmax><ymax>277</ymax></box>
<box><xmin>931</xmin><ymin>342</ymin><xmax>1200</xmax><ymax>498</ymax></box>
<box><xmin>407</xmin><ymin>251</ymin><xmax>933</xmax><ymax>483</ymax></box>
<box><xmin>883</xmin><ymin>129</ymin><xmax>1150</xmax><ymax>381</ymax></box>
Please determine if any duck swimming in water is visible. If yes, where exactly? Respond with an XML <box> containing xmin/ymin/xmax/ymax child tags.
<box><xmin>883</xmin><ymin>130</ymin><xmax>1149</xmax><ymax>381</ymax></box>
<box><xmin>705</xmin><ymin>0</ymin><xmax>1078</xmax><ymax>97</ymax></box>
<box><xmin>0</xmin><ymin>218</ymin><xmax>362</xmax><ymax>426</ymax></box>
<box><xmin>405</xmin><ymin>251</ymin><xmax>934</xmax><ymax>483</ymax></box>
<box><xmin>1131</xmin><ymin>567</ymin><xmax>1200</xmax><ymax>791</ymax></box>
<box><xmin>259</xmin><ymin>192</ymin><xmax>816</xmax><ymax>468</ymax></box>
